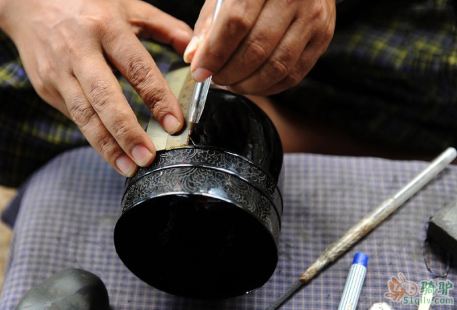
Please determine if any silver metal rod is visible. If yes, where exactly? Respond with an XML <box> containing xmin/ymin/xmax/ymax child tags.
<box><xmin>268</xmin><ymin>147</ymin><xmax>456</xmax><ymax>310</ymax></box>
<box><xmin>189</xmin><ymin>0</ymin><xmax>224</xmax><ymax>124</ymax></box>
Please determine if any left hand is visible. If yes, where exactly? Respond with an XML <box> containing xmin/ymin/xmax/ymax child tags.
<box><xmin>183</xmin><ymin>0</ymin><xmax>336</xmax><ymax>96</ymax></box>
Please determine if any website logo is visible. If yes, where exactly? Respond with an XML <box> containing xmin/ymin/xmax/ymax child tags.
<box><xmin>384</xmin><ymin>272</ymin><xmax>454</xmax><ymax>306</ymax></box>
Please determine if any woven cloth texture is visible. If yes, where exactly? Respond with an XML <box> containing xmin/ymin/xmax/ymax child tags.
<box><xmin>1</xmin><ymin>147</ymin><xmax>457</xmax><ymax>309</ymax></box>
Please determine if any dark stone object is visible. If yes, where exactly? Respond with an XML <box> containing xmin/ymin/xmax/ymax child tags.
<box><xmin>114</xmin><ymin>89</ymin><xmax>284</xmax><ymax>299</ymax></box>
<box><xmin>427</xmin><ymin>200</ymin><xmax>457</xmax><ymax>267</ymax></box>
<box><xmin>16</xmin><ymin>268</ymin><xmax>110</xmax><ymax>310</ymax></box>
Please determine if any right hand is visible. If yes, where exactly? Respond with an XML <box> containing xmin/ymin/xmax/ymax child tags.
<box><xmin>0</xmin><ymin>0</ymin><xmax>192</xmax><ymax>176</ymax></box>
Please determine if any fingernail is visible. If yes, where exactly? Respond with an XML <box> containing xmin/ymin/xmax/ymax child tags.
<box><xmin>115</xmin><ymin>155</ymin><xmax>137</xmax><ymax>177</ymax></box>
<box><xmin>163</xmin><ymin>114</ymin><xmax>182</xmax><ymax>134</ymax></box>
<box><xmin>192</xmin><ymin>68</ymin><xmax>212</xmax><ymax>82</ymax></box>
<box><xmin>131</xmin><ymin>144</ymin><xmax>154</xmax><ymax>167</ymax></box>
<box><xmin>183</xmin><ymin>36</ymin><xmax>200</xmax><ymax>63</ymax></box>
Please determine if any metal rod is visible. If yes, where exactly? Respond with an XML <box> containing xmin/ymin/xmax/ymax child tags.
<box><xmin>268</xmin><ymin>147</ymin><xmax>457</xmax><ymax>310</ymax></box>
<box><xmin>189</xmin><ymin>0</ymin><xmax>224</xmax><ymax>124</ymax></box>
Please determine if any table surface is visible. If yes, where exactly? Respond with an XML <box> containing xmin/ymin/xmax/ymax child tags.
<box><xmin>1</xmin><ymin>147</ymin><xmax>456</xmax><ymax>309</ymax></box>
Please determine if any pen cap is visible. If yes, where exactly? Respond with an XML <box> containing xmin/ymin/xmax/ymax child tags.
<box><xmin>352</xmin><ymin>252</ymin><xmax>369</xmax><ymax>267</ymax></box>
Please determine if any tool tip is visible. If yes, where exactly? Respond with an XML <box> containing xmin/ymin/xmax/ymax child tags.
<box><xmin>266</xmin><ymin>281</ymin><xmax>304</xmax><ymax>310</ymax></box>
<box><xmin>445</xmin><ymin>147</ymin><xmax>457</xmax><ymax>159</ymax></box>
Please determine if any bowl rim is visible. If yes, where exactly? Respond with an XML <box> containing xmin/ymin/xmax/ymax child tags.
<box><xmin>123</xmin><ymin>149</ymin><xmax>283</xmax><ymax>221</ymax></box>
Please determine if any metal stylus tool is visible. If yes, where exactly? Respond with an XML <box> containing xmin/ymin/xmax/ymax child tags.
<box><xmin>188</xmin><ymin>0</ymin><xmax>224</xmax><ymax>124</ymax></box>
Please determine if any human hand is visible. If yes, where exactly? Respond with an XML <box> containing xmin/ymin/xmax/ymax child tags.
<box><xmin>0</xmin><ymin>0</ymin><xmax>192</xmax><ymax>176</ymax></box>
<box><xmin>184</xmin><ymin>0</ymin><xmax>336</xmax><ymax>95</ymax></box>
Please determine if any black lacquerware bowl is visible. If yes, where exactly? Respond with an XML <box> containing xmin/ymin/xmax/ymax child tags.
<box><xmin>114</xmin><ymin>89</ymin><xmax>283</xmax><ymax>299</ymax></box>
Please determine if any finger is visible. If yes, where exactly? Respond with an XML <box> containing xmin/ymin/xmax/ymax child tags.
<box><xmin>126</xmin><ymin>0</ymin><xmax>192</xmax><ymax>55</ymax></box>
<box><xmin>194</xmin><ymin>0</ymin><xmax>218</xmax><ymax>36</ymax></box>
<box><xmin>190</xmin><ymin>0</ymin><xmax>266</xmax><ymax>82</ymax></box>
<box><xmin>227</xmin><ymin>18</ymin><xmax>311</xmax><ymax>94</ymax></box>
<box><xmin>72</xmin><ymin>50</ymin><xmax>157</xmax><ymax>170</ymax></box>
<box><xmin>58</xmin><ymin>75</ymin><xmax>138</xmax><ymax>177</ymax></box>
<box><xmin>213</xmin><ymin>0</ymin><xmax>298</xmax><ymax>86</ymax></box>
<box><xmin>259</xmin><ymin>9</ymin><xmax>335</xmax><ymax>96</ymax></box>
<box><xmin>183</xmin><ymin>0</ymin><xmax>217</xmax><ymax>63</ymax></box>
<box><xmin>254</xmin><ymin>44</ymin><xmax>320</xmax><ymax>96</ymax></box>
<box><xmin>101</xmin><ymin>26</ymin><xmax>184</xmax><ymax>135</ymax></box>
<box><xmin>36</xmin><ymin>82</ymin><xmax>67</xmax><ymax>112</ymax></box>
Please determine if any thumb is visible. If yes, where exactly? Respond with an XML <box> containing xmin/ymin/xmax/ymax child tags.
<box><xmin>183</xmin><ymin>0</ymin><xmax>217</xmax><ymax>64</ymax></box>
<box><xmin>127</xmin><ymin>1</ymin><xmax>193</xmax><ymax>55</ymax></box>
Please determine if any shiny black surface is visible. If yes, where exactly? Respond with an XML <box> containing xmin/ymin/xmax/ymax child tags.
<box><xmin>190</xmin><ymin>89</ymin><xmax>283</xmax><ymax>181</ymax></box>
<box><xmin>126</xmin><ymin>147</ymin><xmax>283</xmax><ymax>220</ymax></box>
<box><xmin>114</xmin><ymin>89</ymin><xmax>284</xmax><ymax>299</ymax></box>
<box><xmin>115</xmin><ymin>194</ymin><xmax>278</xmax><ymax>298</ymax></box>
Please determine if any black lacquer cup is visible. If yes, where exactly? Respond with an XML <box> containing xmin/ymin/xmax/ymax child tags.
<box><xmin>114</xmin><ymin>89</ymin><xmax>283</xmax><ymax>299</ymax></box>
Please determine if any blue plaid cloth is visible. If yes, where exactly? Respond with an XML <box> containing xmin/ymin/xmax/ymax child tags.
<box><xmin>1</xmin><ymin>147</ymin><xmax>457</xmax><ymax>309</ymax></box>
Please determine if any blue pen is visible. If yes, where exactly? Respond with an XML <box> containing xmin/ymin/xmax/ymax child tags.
<box><xmin>338</xmin><ymin>252</ymin><xmax>369</xmax><ymax>310</ymax></box>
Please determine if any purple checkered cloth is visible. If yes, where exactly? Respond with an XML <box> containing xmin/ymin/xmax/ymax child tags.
<box><xmin>1</xmin><ymin>147</ymin><xmax>457</xmax><ymax>309</ymax></box>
